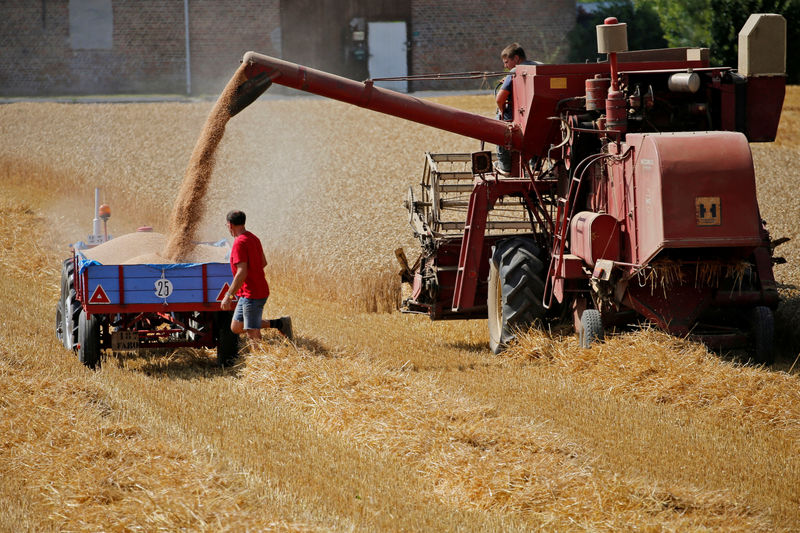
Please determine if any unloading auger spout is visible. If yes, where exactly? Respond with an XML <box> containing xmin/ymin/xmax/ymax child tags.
<box><xmin>231</xmin><ymin>51</ymin><xmax>522</xmax><ymax>151</ymax></box>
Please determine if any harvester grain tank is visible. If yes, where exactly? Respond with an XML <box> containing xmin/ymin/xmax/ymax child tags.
<box><xmin>233</xmin><ymin>14</ymin><xmax>787</xmax><ymax>362</ymax></box>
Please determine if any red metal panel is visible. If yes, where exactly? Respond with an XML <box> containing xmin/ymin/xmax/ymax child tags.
<box><xmin>514</xmin><ymin>64</ymin><xmax>593</xmax><ymax>159</ymax></box>
<box><xmin>569</xmin><ymin>212</ymin><xmax>620</xmax><ymax>267</ymax></box>
<box><xmin>624</xmin><ymin>285</ymin><xmax>711</xmax><ymax>333</ymax></box>
<box><xmin>627</xmin><ymin>131</ymin><xmax>762</xmax><ymax>266</ymax></box>
<box><xmin>452</xmin><ymin>179</ymin><xmax>537</xmax><ymax>311</ymax></box>
<box><xmin>81</xmin><ymin>270</ymin><xmax>88</xmax><ymax>304</ymax></box>
<box><xmin>118</xmin><ymin>265</ymin><xmax>125</xmax><ymax>306</ymax></box>
<box><xmin>85</xmin><ymin>302</ymin><xmax>223</xmax><ymax>314</ymax></box>
<box><xmin>202</xmin><ymin>263</ymin><xmax>208</xmax><ymax>304</ymax></box>
<box><xmin>745</xmin><ymin>76</ymin><xmax>785</xmax><ymax>141</ymax></box>
<box><xmin>452</xmin><ymin>182</ymin><xmax>489</xmax><ymax>311</ymax></box>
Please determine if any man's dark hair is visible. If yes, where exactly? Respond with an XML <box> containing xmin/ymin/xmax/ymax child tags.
<box><xmin>226</xmin><ymin>210</ymin><xmax>246</xmax><ymax>225</ymax></box>
<box><xmin>501</xmin><ymin>43</ymin><xmax>526</xmax><ymax>60</ymax></box>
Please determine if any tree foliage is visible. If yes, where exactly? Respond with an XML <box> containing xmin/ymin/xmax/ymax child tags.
<box><xmin>570</xmin><ymin>0</ymin><xmax>797</xmax><ymax>82</ymax></box>
<box><xmin>568</xmin><ymin>0</ymin><xmax>668</xmax><ymax>63</ymax></box>
<box><xmin>641</xmin><ymin>0</ymin><xmax>713</xmax><ymax>48</ymax></box>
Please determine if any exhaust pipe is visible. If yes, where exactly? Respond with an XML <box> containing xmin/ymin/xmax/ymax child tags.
<box><xmin>228</xmin><ymin>71</ymin><xmax>275</xmax><ymax>117</ymax></box>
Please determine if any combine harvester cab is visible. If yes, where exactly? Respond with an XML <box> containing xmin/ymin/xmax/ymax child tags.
<box><xmin>233</xmin><ymin>14</ymin><xmax>786</xmax><ymax>362</ymax></box>
<box><xmin>55</xmin><ymin>189</ymin><xmax>239</xmax><ymax>368</ymax></box>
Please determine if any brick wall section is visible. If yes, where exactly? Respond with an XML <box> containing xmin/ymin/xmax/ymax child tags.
<box><xmin>0</xmin><ymin>1</ymin><xmax>72</xmax><ymax>96</ymax></box>
<box><xmin>0</xmin><ymin>0</ymin><xmax>279</xmax><ymax>97</ymax></box>
<box><xmin>0</xmin><ymin>1</ymin><xmax>572</xmax><ymax>96</ymax></box>
<box><xmin>0</xmin><ymin>1</ymin><xmax>185</xmax><ymax>96</ymax></box>
<box><xmin>410</xmin><ymin>0</ymin><xmax>575</xmax><ymax>91</ymax></box>
<box><xmin>189</xmin><ymin>1</ymin><xmax>280</xmax><ymax>95</ymax></box>
<box><xmin>107</xmin><ymin>2</ymin><xmax>186</xmax><ymax>94</ymax></box>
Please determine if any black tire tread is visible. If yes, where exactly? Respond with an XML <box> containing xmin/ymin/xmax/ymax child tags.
<box><xmin>750</xmin><ymin>306</ymin><xmax>774</xmax><ymax>365</ymax></box>
<box><xmin>489</xmin><ymin>237</ymin><xmax>547</xmax><ymax>353</ymax></box>
<box><xmin>215</xmin><ymin>311</ymin><xmax>240</xmax><ymax>367</ymax></box>
<box><xmin>62</xmin><ymin>259</ymin><xmax>81</xmax><ymax>351</ymax></box>
<box><xmin>78</xmin><ymin>310</ymin><xmax>102</xmax><ymax>369</ymax></box>
<box><xmin>579</xmin><ymin>309</ymin><xmax>604</xmax><ymax>348</ymax></box>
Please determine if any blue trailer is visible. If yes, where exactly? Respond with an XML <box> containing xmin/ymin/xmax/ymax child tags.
<box><xmin>56</xmin><ymin>246</ymin><xmax>239</xmax><ymax>368</ymax></box>
<box><xmin>55</xmin><ymin>192</ymin><xmax>239</xmax><ymax>368</ymax></box>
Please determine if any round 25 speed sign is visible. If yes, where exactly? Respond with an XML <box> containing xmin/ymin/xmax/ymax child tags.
<box><xmin>154</xmin><ymin>278</ymin><xmax>174</xmax><ymax>299</ymax></box>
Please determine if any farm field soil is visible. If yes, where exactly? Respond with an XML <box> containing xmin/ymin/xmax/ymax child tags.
<box><xmin>1</xmin><ymin>87</ymin><xmax>799</xmax><ymax>530</ymax></box>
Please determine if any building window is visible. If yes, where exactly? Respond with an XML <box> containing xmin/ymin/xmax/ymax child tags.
<box><xmin>69</xmin><ymin>0</ymin><xmax>112</xmax><ymax>50</ymax></box>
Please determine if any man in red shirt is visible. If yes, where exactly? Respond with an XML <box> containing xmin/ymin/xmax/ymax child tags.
<box><xmin>220</xmin><ymin>210</ymin><xmax>292</xmax><ymax>345</ymax></box>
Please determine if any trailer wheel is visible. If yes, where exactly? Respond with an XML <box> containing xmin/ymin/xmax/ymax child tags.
<box><xmin>62</xmin><ymin>260</ymin><xmax>81</xmax><ymax>351</ymax></box>
<box><xmin>488</xmin><ymin>237</ymin><xmax>546</xmax><ymax>354</ymax></box>
<box><xmin>78</xmin><ymin>310</ymin><xmax>102</xmax><ymax>369</ymax></box>
<box><xmin>749</xmin><ymin>306</ymin><xmax>774</xmax><ymax>365</ymax></box>
<box><xmin>579</xmin><ymin>309</ymin><xmax>604</xmax><ymax>348</ymax></box>
<box><xmin>55</xmin><ymin>299</ymin><xmax>65</xmax><ymax>346</ymax></box>
<box><xmin>56</xmin><ymin>259</ymin><xmax>70</xmax><ymax>347</ymax></box>
<box><xmin>215</xmin><ymin>311</ymin><xmax>240</xmax><ymax>367</ymax></box>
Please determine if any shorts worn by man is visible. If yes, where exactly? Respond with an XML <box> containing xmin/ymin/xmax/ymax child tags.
<box><xmin>495</xmin><ymin>42</ymin><xmax>541</xmax><ymax>173</ymax></box>
<box><xmin>220</xmin><ymin>210</ymin><xmax>292</xmax><ymax>343</ymax></box>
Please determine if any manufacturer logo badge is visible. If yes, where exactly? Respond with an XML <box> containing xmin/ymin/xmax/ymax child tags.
<box><xmin>696</xmin><ymin>197</ymin><xmax>721</xmax><ymax>226</ymax></box>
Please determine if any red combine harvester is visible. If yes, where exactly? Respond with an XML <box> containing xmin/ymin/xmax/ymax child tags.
<box><xmin>232</xmin><ymin>14</ymin><xmax>787</xmax><ymax>362</ymax></box>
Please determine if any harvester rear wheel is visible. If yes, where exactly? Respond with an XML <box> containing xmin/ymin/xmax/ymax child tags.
<box><xmin>488</xmin><ymin>237</ymin><xmax>546</xmax><ymax>354</ymax></box>
<box><xmin>749</xmin><ymin>306</ymin><xmax>774</xmax><ymax>365</ymax></box>
<box><xmin>579</xmin><ymin>309</ymin><xmax>604</xmax><ymax>348</ymax></box>
<box><xmin>78</xmin><ymin>310</ymin><xmax>102</xmax><ymax>369</ymax></box>
<box><xmin>215</xmin><ymin>311</ymin><xmax>240</xmax><ymax>367</ymax></box>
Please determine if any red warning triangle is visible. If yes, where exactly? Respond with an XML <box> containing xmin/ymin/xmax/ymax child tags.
<box><xmin>89</xmin><ymin>284</ymin><xmax>111</xmax><ymax>304</ymax></box>
<box><xmin>216</xmin><ymin>282</ymin><xmax>236</xmax><ymax>302</ymax></box>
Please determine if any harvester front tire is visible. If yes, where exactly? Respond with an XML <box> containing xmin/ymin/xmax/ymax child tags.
<box><xmin>215</xmin><ymin>311</ymin><xmax>240</xmax><ymax>367</ymax></box>
<box><xmin>579</xmin><ymin>309</ymin><xmax>604</xmax><ymax>348</ymax></box>
<box><xmin>78</xmin><ymin>310</ymin><xmax>102</xmax><ymax>369</ymax></box>
<box><xmin>749</xmin><ymin>306</ymin><xmax>774</xmax><ymax>365</ymax></box>
<box><xmin>488</xmin><ymin>237</ymin><xmax>547</xmax><ymax>354</ymax></box>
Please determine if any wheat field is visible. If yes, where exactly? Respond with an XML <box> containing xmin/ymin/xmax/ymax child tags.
<box><xmin>0</xmin><ymin>86</ymin><xmax>798</xmax><ymax>531</ymax></box>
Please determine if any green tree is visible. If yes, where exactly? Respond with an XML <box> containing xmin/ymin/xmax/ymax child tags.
<box><xmin>641</xmin><ymin>0</ymin><xmax>713</xmax><ymax>48</ymax></box>
<box><xmin>569</xmin><ymin>0</ymin><xmax>668</xmax><ymax>63</ymax></box>
<box><xmin>710</xmin><ymin>0</ymin><xmax>799</xmax><ymax>83</ymax></box>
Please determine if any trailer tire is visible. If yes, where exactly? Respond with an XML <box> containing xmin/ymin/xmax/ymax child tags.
<box><xmin>579</xmin><ymin>309</ymin><xmax>604</xmax><ymax>348</ymax></box>
<box><xmin>488</xmin><ymin>237</ymin><xmax>547</xmax><ymax>354</ymax></box>
<box><xmin>56</xmin><ymin>259</ymin><xmax>70</xmax><ymax>347</ymax></box>
<box><xmin>55</xmin><ymin>299</ymin><xmax>65</xmax><ymax>346</ymax></box>
<box><xmin>61</xmin><ymin>260</ymin><xmax>81</xmax><ymax>351</ymax></box>
<box><xmin>78</xmin><ymin>310</ymin><xmax>102</xmax><ymax>369</ymax></box>
<box><xmin>749</xmin><ymin>306</ymin><xmax>774</xmax><ymax>365</ymax></box>
<box><xmin>215</xmin><ymin>311</ymin><xmax>240</xmax><ymax>367</ymax></box>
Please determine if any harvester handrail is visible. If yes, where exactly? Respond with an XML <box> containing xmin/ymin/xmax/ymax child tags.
<box><xmin>369</xmin><ymin>70</ymin><xmax>508</xmax><ymax>82</ymax></box>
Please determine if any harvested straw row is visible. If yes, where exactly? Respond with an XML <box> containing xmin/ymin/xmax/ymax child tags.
<box><xmin>241</xmin><ymin>335</ymin><xmax>770</xmax><ymax>530</ymax></box>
